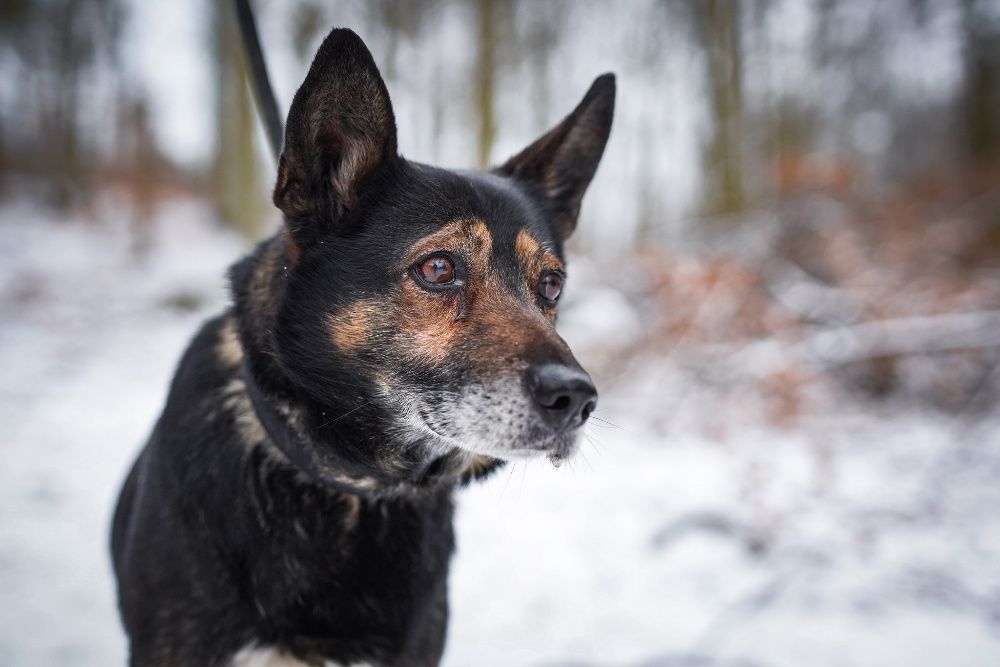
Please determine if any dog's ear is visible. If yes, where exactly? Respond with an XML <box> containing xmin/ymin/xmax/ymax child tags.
<box><xmin>496</xmin><ymin>74</ymin><xmax>615</xmax><ymax>240</ymax></box>
<box><xmin>273</xmin><ymin>29</ymin><xmax>397</xmax><ymax>246</ymax></box>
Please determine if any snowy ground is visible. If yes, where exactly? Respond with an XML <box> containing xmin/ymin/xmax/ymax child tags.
<box><xmin>1</xmin><ymin>200</ymin><xmax>998</xmax><ymax>666</ymax></box>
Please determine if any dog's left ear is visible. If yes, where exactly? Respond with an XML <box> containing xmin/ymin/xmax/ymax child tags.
<box><xmin>274</xmin><ymin>29</ymin><xmax>397</xmax><ymax>247</ymax></box>
<box><xmin>496</xmin><ymin>74</ymin><xmax>615</xmax><ymax>240</ymax></box>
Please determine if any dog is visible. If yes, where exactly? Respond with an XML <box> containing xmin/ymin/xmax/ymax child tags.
<box><xmin>111</xmin><ymin>28</ymin><xmax>614</xmax><ymax>667</ymax></box>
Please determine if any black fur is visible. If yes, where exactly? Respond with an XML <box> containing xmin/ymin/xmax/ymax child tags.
<box><xmin>112</xmin><ymin>28</ymin><xmax>614</xmax><ymax>666</ymax></box>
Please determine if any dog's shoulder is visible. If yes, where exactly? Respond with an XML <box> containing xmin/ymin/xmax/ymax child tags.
<box><xmin>158</xmin><ymin>311</ymin><xmax>260</xmax><ymax>445</ymax></box>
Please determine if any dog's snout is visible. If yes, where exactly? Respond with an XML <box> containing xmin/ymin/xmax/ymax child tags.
<box><xmin>528</xmin><ymin>364</ymin><xmax>598</xmax><ymax>432</ymax></box>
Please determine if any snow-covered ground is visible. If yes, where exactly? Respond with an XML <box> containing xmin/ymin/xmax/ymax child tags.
<box><xmin>1</xmin><ymin>201</ymin><xmax>998</xmax><ymax>666</ymax></box>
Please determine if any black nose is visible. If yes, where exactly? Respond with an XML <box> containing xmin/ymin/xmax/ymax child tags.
<box><xmin>528</xmin><ymin>364</ymin><xmax>598</xmax><ymax>432</ymax></box>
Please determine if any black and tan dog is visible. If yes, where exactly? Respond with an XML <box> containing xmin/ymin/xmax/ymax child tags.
<box><xmin>112</xmin><ymin>28</ymin><xmax>614</xmax><ymax>667</ymax></box>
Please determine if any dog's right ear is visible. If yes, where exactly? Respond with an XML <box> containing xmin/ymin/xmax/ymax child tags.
<box><xmin>273</xmin><ymin>29</ymin><xmax>397</xmax><ymax>248</ymax></box>
<box><xmin>496</xmin><ymin>74</ymin><xmax>615</xmax><ymax>241</ymax></box>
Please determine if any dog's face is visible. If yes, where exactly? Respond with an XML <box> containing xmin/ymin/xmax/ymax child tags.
<box><xmin>268</xmin><ymin>30</ymin><xmax>613</xmax><ymax>473</ymax></box>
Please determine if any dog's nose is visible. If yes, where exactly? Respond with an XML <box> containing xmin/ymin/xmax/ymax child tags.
<box><xmin>528</xmin><ymin>364</ymin><xmax>598</xmax><ymax>432</ymax></box>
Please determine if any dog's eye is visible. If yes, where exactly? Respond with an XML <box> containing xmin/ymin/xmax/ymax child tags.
<box><xmin>538</xmin><ymin>271</ymin><xmax>563</xmax><ymax>303</ymax></box>
<box><xmin>416</xmin><ymin>254</ymin><xmax>455</xmax><ymax>286</ymax></box>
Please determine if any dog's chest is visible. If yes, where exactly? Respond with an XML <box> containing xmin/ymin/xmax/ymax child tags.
<box><xmin>234</xmin><ymin>487</ymin><xmax>455</xmax><ymax>665</ymax></box>
<box><xmin>231</xmin><ymin>645</ymin><xmax>373</xmax><ymax>667</ymax></box>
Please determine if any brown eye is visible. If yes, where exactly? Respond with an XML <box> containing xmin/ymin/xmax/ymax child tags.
<box><xmin>416</xmin><ymin>254</ymin><xmax>455</xmax><ymax>286</ymax></box>
<box><xmin>538</xmin><ymin>271</ymin><xmax>563</xmax><ymax>303</ymax></box>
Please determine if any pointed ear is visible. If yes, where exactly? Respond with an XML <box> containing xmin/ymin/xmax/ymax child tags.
<box><xmin>496</xmin><ymin>74</ymin><xmax>615</xmax><ymax>239</ymax></box>
<box><xmin>273</xmin><ymin>29</ymin><xmax>397</xmax><ymax>245</ymax></box>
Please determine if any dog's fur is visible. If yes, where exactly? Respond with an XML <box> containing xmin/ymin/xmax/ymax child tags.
<box><xmin>111</xmin><ymin>29</ymin><xmax>614</xmax><ymax>667</ymax></box>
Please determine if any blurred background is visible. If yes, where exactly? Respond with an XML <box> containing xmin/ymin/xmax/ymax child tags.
<box><xmin>1</xmin><ymin>0</ymin><xmax>999</xmax><ymax>665</ymax></box>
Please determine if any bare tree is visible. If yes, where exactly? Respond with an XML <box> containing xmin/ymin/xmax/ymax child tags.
<box><xmin>961</xmin><ymin>0</ymin><xmax>1000</xmax><ymax>161</ymax></box>
<box><xmin>474</xmin><ymin>0</ymin><xmax>499</xmax><ymax>167</ymax></box>
<box><xmin>693</xmin><ymin>0</ymin><xmax>746</xmax><ymax>217</ymax></box>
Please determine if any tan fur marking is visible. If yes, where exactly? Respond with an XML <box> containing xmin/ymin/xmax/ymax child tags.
<box><xmin>282</xmin><ymin>226</ymin><xmax>302</xmax><ymax>266</ymax></box>
<box><xmin>392</xmin><ymin>219</ymin><xmax>498</xmax><ymax>365</ymax></box>
<box><xmin>250</xmin><ymin>238</ymin><xmax>286</xmax><ymax>320</ymax></box>
<box><xmin>393</xmin><ymin>282</ymin><xmax>458</xmax><ymax>365</ymax></box>
<box><xmin>328</xmin><ymin>219</ymin><xmax>502</xmax><ymax>363</ymax></box>
<box><xmin>513</xmin><ymin>229</ymin><xmax>563</xmax><ymax>322</ymax></box>
<box><xmin>467</xmin><ymin>220</ymin><xmax>493</xmax><ymax>253</ymax></box>
<box><xmin>399</xmin><ymin>219</ymin><xmax>492</xmax><ymax>272</ymax></box>
<box><xmin>389</xmin><ymin>218</ymin><xmax>571</xmax><ymax>369</ymax></box>
<box><xmin>515</xmin><ymin>229</ymin><xmax>563</xmax><ymax>285</ymax></box>
<box><xmin>221</xmin><ymin>378</ymin><xmax>268</xmax><ymax>448</ymax></box>
<box><xmin>515</xmin><ymin>228</ymin><xmax>542</xmax><ymax>269</ymax></box>
<box><xmin>217</xmin><ymin>318</ymin><xmax>244</xmax><ymax>368</ymax></box>
<box><xmin>328</xmin><ymin>472</ymin><xmax>379</xmax><ymax>492</ymax></box>
<box><xmin>328</xmin><ymin>219</ymin><xmax>569</xmax><ymax>380</ymax></box>
<box><xmin>341</xmin><ymin>494</ymin><xmax>361</xmax><ymax>531</ymax></box>
<box><xmin>463</xmin><ymin>454</ymin><xmax>502</xmax><ymax>480</ymax></box>
<box><xmin>328</xmin><ymin>298</ymin><xmax>380</xmax><ymax>353</ymax></box>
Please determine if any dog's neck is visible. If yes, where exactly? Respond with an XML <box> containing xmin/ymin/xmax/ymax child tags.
<box><xmin>194</xmin><ymin>391</ymin><xmax>457</xmax><ymax>664</ymax></box>
<box><xmin>229</xmin><ymin>234</ymin><xmax>292</xmax><ymax>396</ymax></box>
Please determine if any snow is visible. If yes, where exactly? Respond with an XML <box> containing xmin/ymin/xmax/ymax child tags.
<box><xmin>0</xmin><ymin>199</ymin><xmax>244</xmax><ymax>666</ymax></box>
<box><xmin>1</xmin><ymin>201</ymin><xmax>999</xmax><ymax>666</ymax></box>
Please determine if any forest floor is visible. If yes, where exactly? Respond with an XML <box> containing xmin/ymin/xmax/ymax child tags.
<box><xmin>1</xmin><ymin>199</ymin><xmax>998</xmax><ymax>667</ymax></box>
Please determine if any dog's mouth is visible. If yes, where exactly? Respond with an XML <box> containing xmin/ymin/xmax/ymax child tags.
<box><xmin>409</xmin><ymin>396</ymin><xmax>584</xmax><ymax>468</ymax></box>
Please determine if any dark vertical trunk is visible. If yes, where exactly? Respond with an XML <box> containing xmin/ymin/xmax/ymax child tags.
<box><xmin>696</xmin><ymin>0</ymin><xmax>745</xmax><ymax>217</ymax></box>
<box><xmin>212</xmin><ymin>0</ymin><xmax>269</xmax><ymax>240</ymax></box>
<box><xmin>474</xmin><ymin>0</ymin><xmax>498</xmax><ymax>167</ymax></box>
<box><xmin>962</xmin><ymin>0</ymin><xmax>1000</xmax><ymax>160</ymax></box>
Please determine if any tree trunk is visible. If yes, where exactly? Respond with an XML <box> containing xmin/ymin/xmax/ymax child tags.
<box><xmin>474</xmin><ymin>0</ymin><xmax>498</xmax><ymax>168</ymax></box>
<box><xmin>695</xmin><ymin>0</ymin><xmax>745</xmax><ymax>217</ymax></box>
<box><xmin>212</xmin><ymin>0</ymin><xmax>270</xmax><ymax>240</ymax></box>
<box><xmin>962</xmin><ymin>0</ymin><xmax>1000</xmax><ymax>160</ymax></box>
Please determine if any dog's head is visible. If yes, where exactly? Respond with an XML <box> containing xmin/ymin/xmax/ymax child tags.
<box><xmin>263</xmin><ymin>29</ymin><xmax>613</xmax><ymax>478</ymax></box>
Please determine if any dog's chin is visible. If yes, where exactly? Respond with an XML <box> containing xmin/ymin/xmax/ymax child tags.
<box><xmin>385</xmin><ymin>384</ymin><xmax>585</xmax><ymax>469</ymax></box>
<box><xmin>486</xmin><ymin>430</ymin><xmax>581</xmax><ymax>467</ymax></box>
<box><xmin>409</xmin><ymin>412</ymin><xmax>582</xmax><ymax>469</ymax></box>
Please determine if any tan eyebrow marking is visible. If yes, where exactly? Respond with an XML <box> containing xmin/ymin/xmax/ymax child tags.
<box><xmin>515</xmin><ymin>229</ymin><xmax>542</xmax><ymax>269</ymax></box>
<box><xmin>400</xmin><ymin>219</ymin><xmax>493</xmax><ymax>273</ymax></box>
<box><xmin>515</xmin><ymin>228</ymin><xmax>563</xmax><ymax>282</ymax></box>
